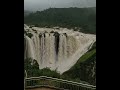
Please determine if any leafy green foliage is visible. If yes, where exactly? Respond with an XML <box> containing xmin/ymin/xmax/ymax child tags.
<box><xmin>24</xmin><ymin>7</ymin><xmax>96</xmax><ymax>34</ymax></box>
<box><xmin>26</xmin><ymin>33</ymin><xmax>33</xmax><ymax>38</ymax></box>
<box><xmin>24</xmin><ymin>58</ymin><xmax>60</xmax><ymax>78</ymax></box>
<box><xmin>24</xmin><ymin>58</ymin><xmax>39</xmax><ymax>77</ymax></box>
<box><xmin>38</xmin><ymin>68</ymin><xmax>60</xmax><ymax>78</ymax></box>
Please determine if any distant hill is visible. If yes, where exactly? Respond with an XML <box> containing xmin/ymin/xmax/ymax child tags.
<box><xmin>24</xmin><ymin>7</ymin><xmax>96</xmax><ymax>34</ymax></box>
<box><xmin>24</xmin><ymin>10</ymin><xmax>32</xmax><ymax>16</ymax></box>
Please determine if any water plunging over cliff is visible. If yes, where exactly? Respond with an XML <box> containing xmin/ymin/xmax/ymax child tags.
<box><xmin>24</xmin><ymin>25</ymin><xmax>96</xmax><ymax>74</ymax></box>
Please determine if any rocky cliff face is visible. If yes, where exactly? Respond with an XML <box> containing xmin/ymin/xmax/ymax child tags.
<box><xmin>24</xmin><ymin>24</ymin><xmax>96</xmax><ymax>73</ymax></box>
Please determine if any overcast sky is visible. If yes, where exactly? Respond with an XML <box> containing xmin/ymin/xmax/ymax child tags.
<box><xmin>24</xmin><ymin>0</ymin><xmax>96</xmax><ymax>11</ymax></box>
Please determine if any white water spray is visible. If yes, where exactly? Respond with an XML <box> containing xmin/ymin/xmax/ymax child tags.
<box><xmin>24</xmin><ymin>25</ymin><xmax>96</xmax><ymax>74</ymax></box>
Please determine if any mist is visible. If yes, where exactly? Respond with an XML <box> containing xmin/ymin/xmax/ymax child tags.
<box><xmin>24</xmin><ymin>0</ymin><xmax>96</xmax><ymax>11</ymax></box>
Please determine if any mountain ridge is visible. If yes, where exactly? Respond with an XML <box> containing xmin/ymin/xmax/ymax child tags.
<box><xmin>24</xmin><ymin>7</ymin><xmax>96</xmax><ymax>34</ymax></box>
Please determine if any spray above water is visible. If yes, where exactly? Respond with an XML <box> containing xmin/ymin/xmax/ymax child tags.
<box><xmin>24</xmin><ymin>24</ymin><xmax>96</xmax><ymax>74</ymax></box>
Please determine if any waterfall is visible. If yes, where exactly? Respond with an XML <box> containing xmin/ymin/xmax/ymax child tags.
<box><xmin>24</xmin><ymin>25</ymin><xmax>96</xmax><ymax>74</ymax></box>
<box><xmin>24</xmin><ymin>36</ymin><xmax>35</xmax><ymax>59</ymax></box>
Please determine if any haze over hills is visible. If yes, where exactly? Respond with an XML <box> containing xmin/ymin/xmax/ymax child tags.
<box><xmin>24</xmin><ymin>7</ymin><xmax>96</xmax><ymax>34</ymax></box>
<box><xmin>24</xmin><ymin>10</ymin><xmax>32</xmax><ymax>16</ymax></box>
<box><xmin>24</xmin><ymin>0</ymin><xmax>96</xmax><ymax>11</ymax></box>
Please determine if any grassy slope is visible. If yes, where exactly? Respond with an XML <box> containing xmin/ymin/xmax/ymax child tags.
<box><xmin>61</xmin><ymin>42</ymin><xmax>96</xmax><ymax>85</ymax></box>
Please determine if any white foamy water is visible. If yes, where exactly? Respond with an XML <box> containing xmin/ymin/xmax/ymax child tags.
<box><xmin>24</xmin><ymin>25</ymin><xmax>96</xmax><ymax>74</ymax></box>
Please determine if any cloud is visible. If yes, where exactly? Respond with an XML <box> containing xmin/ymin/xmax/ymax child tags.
<box><xmin>24</xmin><ymin>0</ymin><xmax>96</xmax><ymax>11</ymax></box>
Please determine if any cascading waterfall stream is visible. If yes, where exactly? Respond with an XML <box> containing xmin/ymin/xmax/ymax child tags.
<box><xmin>24</xmin><ymin>24</ymin><xmax>96</xmax><ymax>74</ymax></box>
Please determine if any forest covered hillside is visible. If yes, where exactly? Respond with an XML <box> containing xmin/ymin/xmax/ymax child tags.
<box><xmin>24</xmin><ymin>7</ymin><xmax>96</xmax><ymax>34</ymax></box>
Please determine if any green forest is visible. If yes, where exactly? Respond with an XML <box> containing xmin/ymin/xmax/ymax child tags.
<box><xmin>24</xmin><ymin>7</ymin><xmax>96</xmax><ymax>34</ymax></box>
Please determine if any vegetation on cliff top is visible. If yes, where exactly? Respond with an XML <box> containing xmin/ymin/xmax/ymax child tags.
<box><xmin>24</xmin><ymin>7</ymin><xmax>96</xmax><ymax>34</ymax></box>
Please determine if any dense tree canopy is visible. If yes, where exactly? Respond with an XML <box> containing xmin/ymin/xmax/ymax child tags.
<box><xmin>24</xmin><ymin>7</ymin><xmax>96</xmax><ymax>34</ymax></box>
